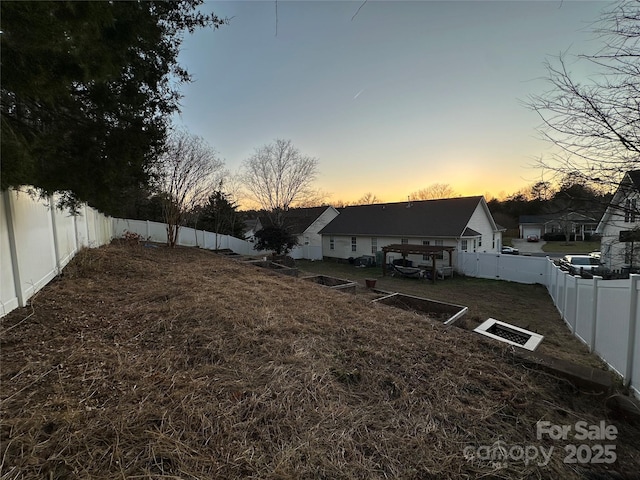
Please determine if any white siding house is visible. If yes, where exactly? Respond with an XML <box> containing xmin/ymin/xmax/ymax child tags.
<box><xmin>289</xmin><ymin>206</ymin><xmax>339</xmax><ymax>260</ymax></box>
<box><xmin>597</xmin><ymin>170</ymin><xmax>640</xmax><ymax>272</ymax></box>
<box><xmin>319</xmin><ymin>196</ymin><xmax>502</xmax><ymax>270</ymax></box>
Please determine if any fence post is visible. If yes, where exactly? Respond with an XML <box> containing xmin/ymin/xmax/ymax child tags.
<box><xmin>49</xmin><ymin>195</ymin><xmax>62</xmax><ymax>274</ymax></box>
<box><xmin>625</xmin><ymin>274</ymin><xmax>639</xmax><ymax>388</ymax></box>
<box><xmin>561</xmin><ymin>271</ymin><xmax>568</xmax><ymax>321</ymax></box>
<box><xmin>590</xmin><ymin>276</ymin><xmax>602</xmax><ymax>353</ymax></box>
<box><xmin>3</xmin><ymin>190</ymin><xmax>25</xmax><ymax>307</ymax></box>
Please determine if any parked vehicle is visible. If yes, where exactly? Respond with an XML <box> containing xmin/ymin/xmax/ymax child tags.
<box><xmin>560</xmin><ymin>255</ymin><xmax>601</xmax><ymax>274</ymax></box>
<box><xmin>589</xmin><ymin>251</ymin><xmax>601</xmax><ymax>259</ymax></box>
<box><xmin>501</xmin><ymin>246</ymin><xmax>519</xmax><ymax>255</ymax></box>
<box><xmin>526</xmin><ymin>234</ymin><xmax>539</xmax><ymax>242</ymax></box>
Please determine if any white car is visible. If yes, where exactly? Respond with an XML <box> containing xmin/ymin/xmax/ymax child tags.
<box><xmin>501</xmin><ymin>246</ymin><xmax>519</xmax><ymax>255</ymax></box>
<box><xmin>560</xmin><ymin>255</ymin><xmax>600</xmax><ymax>274</ymax></box>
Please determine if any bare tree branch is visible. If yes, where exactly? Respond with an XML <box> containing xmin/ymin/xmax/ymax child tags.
<box><xmin>409</xmin><ymin>183</ymin><xmax>458</xmax><ymax>201</ymax></box>
<box><xmin>241</xmin><ymin>139</ymin><xmax>320</xmax><ymax>226</ymax></box>
<box><xmin>527</xmin><ymin>0</ymin><xmax>640</xmax><ymax>196</ymax></box>
<box><xmin>155</xmin><ymin>129</ymin><xmax>225</xmax><ymax>247</ymax></box>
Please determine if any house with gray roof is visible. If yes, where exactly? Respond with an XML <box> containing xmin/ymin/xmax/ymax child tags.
<box><xmin>519</xmin><ymin>212</ymin><xmax>598</xmax><ymax>241</ymax></box>
<box><xmin>596</xmin><ymin>170</ymin><xmax>640</xmax><ymax>271</ymax></box>
<box><xmin>319</xmin><ymin>196</ymin><xmax>502</xmax><ymax>268</ymax></box>
<box><xmin>283</xmin><ymin>206</ymin><xmax>340</xmax><ymax>260</ymax></box>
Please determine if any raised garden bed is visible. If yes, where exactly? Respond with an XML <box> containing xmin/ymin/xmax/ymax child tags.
<box><xmin>245</xmin><ymin>260</ymin><xmax>299</xmax><ymax>277</ymax></box>
<box><xmin>302</xmin><ymin>275</ymin><xmax>357</xmax><ymax>294</ymax></box>
<box><xmin>372</xmin><ymin>292</ymin><xmax>468</xmax><ymax>325</ymax></box>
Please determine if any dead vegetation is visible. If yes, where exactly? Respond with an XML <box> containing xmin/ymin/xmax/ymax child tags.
<box><xmin>1</xmin><ymin>243</ymin><xmax>639</xmax><ymax>479</ymax></box>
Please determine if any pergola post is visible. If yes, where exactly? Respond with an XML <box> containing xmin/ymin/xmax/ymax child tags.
<box><xmin>382</xmin><ymin>249</ymin><xmax>388</xmax><ymax>276</ymax></box>
<box><xmin>431</xmin><ymin>254</ymin><xmax>437</xmax><ymax>284</ymax></box>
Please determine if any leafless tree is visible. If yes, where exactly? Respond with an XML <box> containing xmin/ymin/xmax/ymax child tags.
<box><xmin>241</xmin><ymin>139</ymin><xmax>320</xmax><ymax>226</ymax></box>
<box><xmin>409</xmin><ymin>183</ymin><xmax>458</xmax><ymax>201</ymax></box>
<box><xmin>156</xmin><ymin>129</ymin><xmax>225</xmax><ymax>247</ymax></box>
<box><xmin>528</xmin><ymin>0</ymin><xmax>640</xmax><ymax>197</ymax></box>
<box><xmin>354</xmin><ymin>192</ymin><xmax>383</xmax><ymax>205</ymax></box>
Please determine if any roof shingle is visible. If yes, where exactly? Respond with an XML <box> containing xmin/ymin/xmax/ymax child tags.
<box><xmin>319</xmin><ymin>196</ymin><xmax>484</xmax><ymax>237</ymax></box>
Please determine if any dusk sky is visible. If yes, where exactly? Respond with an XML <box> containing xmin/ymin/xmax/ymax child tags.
<box><xmin>174</xmin><ymin>0</ymin><xmax>607</xmax><ymax>205</ymax></box>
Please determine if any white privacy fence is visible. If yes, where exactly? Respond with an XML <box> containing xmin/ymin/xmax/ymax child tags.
<box><xmin>290</xmin><ymin>244</ymin><xmax>323</xmax><ymax>261</ymax></box>
<box><xmin>111</xmin><ymin>218</ymin><xmax>261</xmax><ymax>256</ymax></box>
<box><xmin>457</xmin><ymin>251</ymin><xmax>549</xmax><ymax>285</ymax></box>
<box><xmin>458</xmin><ymin>251</ymin><xmax>640</xmax><ymax>397</ymax></box>
<box><xmin>1</xmin><ymin>189</ymin><xmax>113</xmax><ymax>317</ymax></box>
<box><xmin>1</xmin><ymin>189</ymin><xmax>264</xmax><ymax>318</ymax></box>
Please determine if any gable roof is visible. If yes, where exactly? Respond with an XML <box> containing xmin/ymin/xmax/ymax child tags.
<box><xmin>260</xmin><ymin>206</ymin><xmax>334</xmax><ymax>235</ymax></box>
<box><xmin>319</xmin><ymin>196</ymin><xmax>487</xmax><ymax>237</ymax></box>
<box><xmin>596</xmin><ymin>169</ymin><xmax>640</xmax><ymax>232</ymax></box>
<box><xmin>628</xmin><ymin>170</ymin><xmax>640</xmax><ymax>190</ymax></box>
<box><xmin>519</xmin><ymin>212</ymin><xmax>597</xmax><ymax>225</ymax></box>
<box><xmin>284</xmin><ymin>206</ymin><xmax>336</xmax><ymax>235</ymax></box>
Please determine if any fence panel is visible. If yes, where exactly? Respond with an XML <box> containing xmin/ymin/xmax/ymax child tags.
<box><xmin>457</xmin><ymin>252</ymin><xmax>548</xmax><ymax>284</ymax></box>
<box><xmin>52</xmin><ymin>195</ymin><xmax>78</xmax><ymax>269</ymax></box>
<box><xmin>563</xmin><ymin>275</ymin><xmax>578</xmax><ymax>332</ymax></box>
<box><xmin>594</xmin><ymin>280</ymin><xmax>633</xmax><ymax>377</ymax></box>
<box><xmin>574</xmin><ymin>278</ymin><xmax>596</xmax><ymax>347</ymax></box>
<box><xmin>75</xmin><ymin>205</ymin><xmax>90</xmax><ymax>248</ymax></box>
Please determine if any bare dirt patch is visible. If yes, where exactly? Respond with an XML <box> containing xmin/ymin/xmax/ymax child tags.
<box><xmin>2</xmin><ymin>244</ymin><xmax>639</xmax><ymax>479</ymax></box>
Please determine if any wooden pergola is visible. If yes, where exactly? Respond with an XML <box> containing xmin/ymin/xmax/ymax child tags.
<box><xmin>381</xmin><ymin>244</ymin><xmax>456</xmax><ymax>284</ymax></box>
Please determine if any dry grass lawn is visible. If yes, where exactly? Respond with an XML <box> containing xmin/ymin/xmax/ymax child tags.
<box><xmin>1</xmin><ymin>244</ymin><xmax>639</xmax><ymax>479</ymax></box>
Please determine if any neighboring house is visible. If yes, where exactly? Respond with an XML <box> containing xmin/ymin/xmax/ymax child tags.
<box><xmin>281</xmin><ymin>206</ymin><xmax>340</xmax><ymax>260</ymax></box>
<box><xmin>596</xmin><ymin>170</ymin><xmax>640</xmax><ymax>271</ymax></box>
<box><xmin>243</xmin><ymin>217</ymin><xmax>263</xmax><ymax>242</ymax></box>
<box><xmin>319</xmin><ymin>196</ymin><xmax>502</xmax><ymax>269</ymax></box>
<box><xmin>519</xmin><ymin>213</ymin><xmax>598</xmax><ymax>241</ymax></box>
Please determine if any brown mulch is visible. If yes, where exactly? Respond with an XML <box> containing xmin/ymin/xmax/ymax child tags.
<box><xmin>1</xmin><ymin>243</ymin><xmax>639</xmax><ymax>479</ymax></box>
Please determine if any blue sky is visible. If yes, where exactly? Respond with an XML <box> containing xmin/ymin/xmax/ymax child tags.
<box><xmin>174</xmin><ymin>0</ymin><xmax>607</xmax><ymax>204</ymax></box>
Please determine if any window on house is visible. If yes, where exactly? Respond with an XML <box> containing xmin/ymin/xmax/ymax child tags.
<box><xmin>625</xmin><ymin>199</ymin><xmax>637</xmax><ymax>222</ymax></box>
<box><xmin>401</xmin><ymin>238</ymin><xmax>408</xmax><ymax>245</ymax></box>
<box><xmin>461</xmin><ymin>239</ymin><xmax>468</xmax><ymax>251</ymax></box>
<box><xmin>478</xmin><ymin>236</ymin><xmax>482</xmax><ymax>247</ymax></box>
<box><xmin>492</xmin><ymin>234</ymin><xmax>495</xmax><ymax>249</ymax></box>
<box><xmin>371</xmin><ymin>237</ymin><xmax>377</xmax><ymax>254</ymax></box>
<box><xmin>351</xmin><ymin>236</ymin><xmax>357</xmax><ymax>252</ymax></box>
<box><xmin>329</xmin><ymin>237</ymin><xmax>334</xmax><ymax>250</ymax></box>
<box><xmin>435</xmin><ymin>239</ymin><xmax>443</xmax><ymax>259</ymax></box>
<box><xmin>422</xmin><ymin>240</ymin><xmax>430</xmax><ymax>261</ymax></box>
<box><xmin>473</xmin><ymin>239</ymin><xmax>477</xmax><ymax>251</ymax></box>
<box><xmin>632</xmin><ymin>199</ymin><xmax>637</xmax><ymax>223</ymax></box>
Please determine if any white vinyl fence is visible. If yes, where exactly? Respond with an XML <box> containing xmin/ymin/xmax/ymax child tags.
<box><xmin>111</xmin><ymin>218</ymin><xmax>262</xmax><ymax>256</ymax></box>
<box><xmin>1</xmin><ymin>189</ymin><xmax>265</xmax><ymax>318</ymax></box>
<box><xmin>1</xmin><ymin>189</ymin><xmax>113</xmax><ymax>317</ymax></box>
<box><xmin>458</xmin><ymin>251</ymin><xmax>640</xmax><ymax>398</ymax></box>
<box><xmin>290</xmin><ymin>244</ymin><xmax>323</xmax><ymax>261</ymax></box>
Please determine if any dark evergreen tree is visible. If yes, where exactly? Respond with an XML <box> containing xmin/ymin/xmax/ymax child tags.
<box><xmin>253</xmin><ymin>226</ymin><xmax>298</xmax><ymax>255</ymax></box>
<box><xmin>189</xmin><ymin>191</ymin><xmax>244</xmax><ymax>238</ymax></box>
<box><xmin>1</xmin><ymin>1</ymin><xmax>226</xmax><ymax>214</ymax></box>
